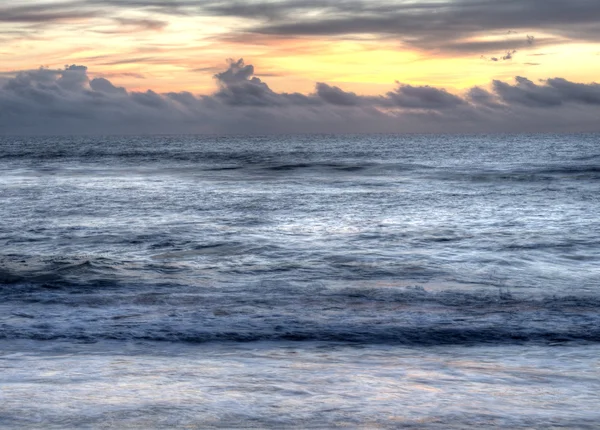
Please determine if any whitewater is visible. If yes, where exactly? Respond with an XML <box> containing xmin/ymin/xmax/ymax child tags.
<box><xmin>1</xmin><ymin>134</ymin><xmax>599</xmax><ymax>428</ymax></box>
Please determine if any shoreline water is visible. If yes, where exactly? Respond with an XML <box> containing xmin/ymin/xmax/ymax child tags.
<box><xmin>2</xmin><ymin>340</ymin><xmax>600</xmax><ymax>428</ymax></box>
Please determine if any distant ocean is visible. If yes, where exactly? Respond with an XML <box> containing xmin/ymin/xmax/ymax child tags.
<box><xmin>1</xmin><ymin>134</ymin><xmax>599</xmax><ymax>428</ymax></box>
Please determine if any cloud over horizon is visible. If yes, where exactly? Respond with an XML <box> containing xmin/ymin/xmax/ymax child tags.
<box><xmin>3</xmin><ymin>0</ymin><xmax>600</xmax><ymax>101</ymax></box>
<box><xmin>1</xmin><ymin>59</ymin><xmax>600</xmax><ymax>135</ymax></box>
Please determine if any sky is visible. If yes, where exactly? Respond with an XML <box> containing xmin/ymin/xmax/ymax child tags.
<box><xmin>1</xmin><ymin>0</ymin><xmax>600</xmax><ymax>134</ymax></box>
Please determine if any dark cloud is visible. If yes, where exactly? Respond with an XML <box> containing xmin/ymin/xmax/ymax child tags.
<box><xmin>482</xmin><ymin>36</ymin><xmax>536</xmax><ymax>62</ymax></box>
<box><xmin>545</xmin><ymin>77</ymin><xmax>600</xmax><ymax>105</ymax></box>
<box><xmin>90</xmin><ymin>77</ymin><xmax>126</xmax><ymax>94</ymax></box>
<box><xmin>114</xmin><ymin>17</ymin><xmax>167</xmax><ymax>30</ymax></box>
<box><xmin>316</xmin><ymin>81</ymin><xmax>466</xmax><ymax>110</ymax></box>
<box><xmin>315</xmin><ymin>83</ymin><xmax>361</xmax><ymax>106</ymax></box>
<box><xmin>130</xmin><ymin>89</ymin><xmax>167</xmax><ymax>108</ymax></box>
<box><xmin>493</xmin><ymin>76</ymin><xmax>600</xmax><ymax>108</ymax></box>
<box><xmin>3</xmin><ymin>1</ymin><xmax>600</xmax><ymax>56</ymax></box>
<box><xmin>57</xmin><ymin>65</ymin><xmax>89</xmax><ymax>91</ymax></box>
<box><xmin>493</xmin><ymin>77</ymin><xmax>562</xmax><ymax>107</ymax></box>
<box><xmin>383</xmin><ymin>84</ymin><xmax>466</xmax><ymax>109</ymax></box>
<box><xmin>502</xmin><ymin>50</ymin><xmax>516</xmax><ymax>60</ymax></box>
<box><xmin>214</xmin><ymin>58</ymin><xmax>255</xmax><ymax>85</ymax></box>
<box><xmin>466</xmin><ymin>86</ymin><xmax>501</xmax><ymax>108</ymax></box>
<box><xmin>236</xmin><ymin>0</ymin><xmax>600</xmax><ymax>51</ymax></box>
<box><xmin>86</xmin><ymin>0</ymin><xmax>194</xmax><ymax>16</ymax></box>
<box><xmin>1</xmin><ymin>59</ymin><xmax>600</xmax><ymax>135</ymax></box>
<box><xmin>92</xmin><ymin>17</ymin><xmax>168</xmax><ymax>34</ymax></box>
<box><xmin>0</xmin><ymin>3</ymin><xmax>99</xmax><ymax>23</ymax></box>
<box><xmin>212</xmin><ymin>58</ymin><xmax>314</xmax><ymax>106</ymax></box>
<box><xmin>445</xmin><ymin>38</ymin><xmax>538</xmax><ymax>55</ymax></box>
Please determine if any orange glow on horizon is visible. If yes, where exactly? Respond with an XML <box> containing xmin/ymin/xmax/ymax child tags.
<box><xmin>2</xmin><ymin>7</ymin><xmax>599</xmax><ymax>97</ymax></box>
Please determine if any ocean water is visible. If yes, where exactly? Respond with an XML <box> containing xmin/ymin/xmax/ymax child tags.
<box><xmin>1</xmin><ymin>134</ymin><xmax>599</xmax><ymax>428</ymax></box>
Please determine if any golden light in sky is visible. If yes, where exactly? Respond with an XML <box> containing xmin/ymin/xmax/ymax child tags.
<box><xmin>2</xmin><ymin>0</ymin><xmax>599</xmax><ymax>96</ymax></box>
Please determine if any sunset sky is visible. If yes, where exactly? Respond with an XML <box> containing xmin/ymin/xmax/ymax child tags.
<box><xmin>2</xmin><ymin>0</ymin><xmax>600</xmax><ymax>134</ymax></box>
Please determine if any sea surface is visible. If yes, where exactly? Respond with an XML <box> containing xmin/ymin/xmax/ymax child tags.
<box><xmin>1</xmin><ymin>134</ymin><xmax>599</xmax><ymax>428</ymax></box>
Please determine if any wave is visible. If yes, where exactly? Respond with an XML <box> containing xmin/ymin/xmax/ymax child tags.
<box><xmin>2</xmin><ymin>318</ymin><xmax>599</xmax><ymax>345</ymax></box>
<box><xmin>3</xmin><ymin>274</ymin><xmax>600</xmax><ymax>345</ymax></box>
<box><xmin>194</xmin><ymin>160</ymin><xmax>600</xmax><ymax>182</ymax></box>
<box><xmin>260</xmin><ymin>162</ymin><xmax>370</xmax><ymax>172</ymax></box>
<box><xmin>0</xmin><ymin>255</ymin><xmax>131</xmax><ymax>290</ymax></box>
<box><xmin>430</xmin><ymin>165</ymin><xmax>600</xmax><ymax>183</ymax></box>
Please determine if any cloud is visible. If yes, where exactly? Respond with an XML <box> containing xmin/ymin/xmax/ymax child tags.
<box><xmin>502</xmin><ymin>50</ymin><xmax>516</xmax><ymax>60</ymax></box>
<box><xmin>91</xmin><ymin>17</ymin><xmax>169</xmax><ymax>34</ymax></box>
<box><xmin>212</xmin><ymin>58</ymin><xmax>314</xmax><ymax>106</ymax></box>
<box><xmin>316</xmin><ymin>80</ymin><xmax>466</xmax><ymax>110</ymax></box>
<box><xmin>0</xmin><ymin>3</ymin><xmax>100</xmax><ymax>24</ymax></box>
<box><xmin>114</xmin><ymin>17</ymin><xmax>168</xmax><ymax>31</ymax></box>
<box><xmin>466</xmin><ymin>86</ymin><xmax>501</xmax><ymax>108</ymax></box>
<box><xmin>90</xmin><ymin>77</ymin><xmax>127</xmax><ymax>94</ymax></box>
<box><xmin>100</xmin><ymin>56</ymin><xmax>158</xmax><ymax>66</ymax></box>
<box><xmin>95</xmin><ymin>71</ymin><xmax>146</xmax><ymax>79</ymax></box>
<box><xmin>228</xmin><ymin>0</ymin><xmax>600</xmax><ymax>52</ymax></box>
<box><xmin>493</xmin><ymin>76</ymin><xmax>600</xmax><ymax>107</ymax></box>
<box><xmin>3</xmin><ymin>1</ymin><xmax>600</xmax><ymax>56</ymax></box>
<box><xmin>449</xmin><ymin>38</ymin><xmax>536</xmax><ymax>55</ymax></box>
<box><xmin>382</xmin><ymin>84</ymin><xmax>466</xmax><ymax>109</ymax></box>
<box><xmin>316</xmin><ymin>83</ymin><xmax>361</xmax><ymax>106</ymax></box>
<box><xmin>481</xmin><ymin>34</ymin><xmax>543</xmax><ymax>62</ymax></box>
<box><xmin>546</xmin><ymin>77</ymin><xmax>600</xmax><ymax>104</ymax></box>
<box><xmin>1</xmin><ymin>59</ymin><xmax>600</xmax><ymax>135</ymax></box>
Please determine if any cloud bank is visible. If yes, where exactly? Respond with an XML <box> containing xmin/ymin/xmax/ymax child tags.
<box><xmin>1</xmin><ymin>59</ymin><xmax>600</xmax><ymax>134</ymax></box>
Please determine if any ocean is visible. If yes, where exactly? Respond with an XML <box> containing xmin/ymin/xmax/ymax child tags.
<box><xmin>1</xmin><ymin>133</ymin><xmax>599</xmax><ymax>428</ymax></box>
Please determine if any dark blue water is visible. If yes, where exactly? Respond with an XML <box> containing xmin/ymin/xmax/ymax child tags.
<box><xmin>1</xmin><ymin>134</ymin><xmax>599</xmax><ymax>427</ymax></box>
